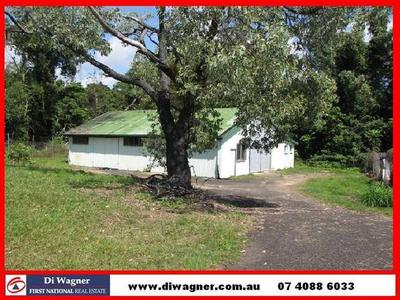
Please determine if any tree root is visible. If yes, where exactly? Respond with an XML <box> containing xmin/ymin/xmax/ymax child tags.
<box><xmin>136</xmin><ymin>174</ymin><xmax>263</xmax><ymax>215</ymax></box>
<box><xmin>137</xmin><ymin>174</ymin><xmax>197</xmax><ymax>199</ymax></box>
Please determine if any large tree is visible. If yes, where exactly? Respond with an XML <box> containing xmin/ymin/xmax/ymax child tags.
<box><xmin>5</xmin><ymin>13</ymin><xmax>80</xmax><ymax>141</ymax></box>
<box><xmin>292</xmin><ymin>7</ymin><xmax>392</xmax><ymax>164</ymax></box>
<box><xmin>6</xmin><ymin>7</ymin><xmax>351</xmax><ymax>188</ymax></box>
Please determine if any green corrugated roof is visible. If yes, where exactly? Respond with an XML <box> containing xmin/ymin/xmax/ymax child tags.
<box><xmin>65</xmin><ymin>108</ymin><xmax>237</xmax><ymax>137</ymax></box>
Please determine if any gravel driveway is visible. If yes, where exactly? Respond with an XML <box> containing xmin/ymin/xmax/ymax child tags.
<box><xmin>197</xmin><ymin>173</ymin><xmax>392</xmax><ymax>270</ymax></box>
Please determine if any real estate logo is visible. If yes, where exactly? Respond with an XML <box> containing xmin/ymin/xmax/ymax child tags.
<box><xmin>5</xmin><ymin>275</ymin><xmax>26</xmax><ymax>296</ymax></box>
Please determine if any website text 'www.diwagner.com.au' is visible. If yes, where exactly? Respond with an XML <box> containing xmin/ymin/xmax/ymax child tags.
<box><xmin>128</xmin><ymin>282</ymin><xmax>260</xmax><ymax>293</ymax></box>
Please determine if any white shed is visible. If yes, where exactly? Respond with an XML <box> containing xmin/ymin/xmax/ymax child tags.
<box><xmin>65</xmin><ymin>109</ymin><xmax>294</xmax><ymax>178</ymax></box>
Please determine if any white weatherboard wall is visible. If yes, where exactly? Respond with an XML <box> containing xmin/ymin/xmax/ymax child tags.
<box><xmin>118</xmin><ymin>138</ymin><xmax>153</xmax><ymax>171</ymax></box>
<box><xmin>92</xmin><ymin>137</ymin><xmax>119</xmax><ymax>169</ymax></box>
<box><xmin>270</xmin><ymin>143</ymin><xmax>295</xmax><ymax>170</ymax></box>
<box><xmin>69</xmin><ymin>137</ymin><xmax>215</xmax><ymax>177</ymax></box>
<box><xmin>68</xmin><ymin>138</ymin><xmax>93</xmax><ymax>167</ymax></box>
<box><xmin>217</xmin><ymin>126</ymin><xmax>249</xmax><ymax>178</ymax></box>
<box><xmin>189</xmin><ymin>149</ymin><xmax>217</xmax><ymax>178</ymax></box>
<box><xmin>216</xmin><ymin>126</ymin><xmax>293</xmax><ymax>178</ymax></box>
<box><xmin>68</xmin><ymin>132</ymin><xmax>294</xmax><ymax>178</ymax></box>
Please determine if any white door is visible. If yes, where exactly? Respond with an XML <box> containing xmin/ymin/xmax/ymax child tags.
<box><xmin>249</xmin><ymin>149</ymin><xmax>261</xmax><ymax>173</ymax></box>
<box><xmin>260</xmin><ymin>150</ymin><xmax>271</xmax><ymax>171</ymax></box>
<box><xmin>249</xmin><ymin>149</ymin><xmax>271</xmax><ymax>173</ymax></box>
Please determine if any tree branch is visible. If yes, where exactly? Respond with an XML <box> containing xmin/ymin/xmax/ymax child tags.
<box><xmin>155</xmin><ymin>6</ymin><xmax>175</xmax><ymax>134</ymax></box>
<box><xmin>88</xmin><ymin>6</ymin><xmax>176</xmax><ymax>81</ymax></box>
<box><xmin>5</xmin><ymin>9</ymin><xmax>158</xmax><ymax>103</ymax></box>
<box><xmin>80</xmin><ymin>50</ymin><xmax>157</xmax><ymax>101</ymax></box>
<box><xmin>139</xmin><ymin>27</ymin><xmax>147</xmax><ymax>45</ymax></box>
<box><xmin>283</xmin><ymin>6</ymin><xmax>322</xmax><ymax>16</ymax></box>
<box><xmin>88</xmin><ymin>7</ymin><xmax>155</xmax><ymax>56</ymax></box>
<box><xmin>122</xmin><ymin>15</ymin><xmax>159</xmax><ymax>33</ymax></box>
<box><xmin>147</xmin><ymin>32</ymin><xmax>159</xmax><ymax>46</ymax></box>
<box><xmin>5</xmin><ymin>11</ymin><xmax>32</xmax><ymax>34</ymax></box>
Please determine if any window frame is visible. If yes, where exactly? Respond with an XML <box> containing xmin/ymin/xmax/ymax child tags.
<box><xmin>123</xmin><ymin>136</ymin><xmax>144</xmax><ymax>147</ymax></box>
<box><xmin>72</xmin><ymin>136</ymin><xmax>89</xmax><ymax>145</ymax></box>
<box><xmin>284</xmin><ymin>144</ymin><xmax>289</xmax><ymax>154</ymax></box>
<box><xmin>236</xmin><ymin>140</ymin><xmax>247</xmax><ymax>162</ymax></box>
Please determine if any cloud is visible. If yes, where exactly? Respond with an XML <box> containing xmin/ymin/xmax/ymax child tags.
<box><xmin>73</xmin><ymin>36</ymin><xmax>135</xmax><ymax>87</ymax></box>
<box><xmin>95</xmin><ymin>37</ymin><xmax>136</xmax><ymax>73</ymax></box>
<box><xmin>75</xmin><ymin>64</ymin><xmax>117</xmax><ymax>88</ymax></box>
<box><xmin>388</xmin><ymin>17</ymin><xmax>393</xmax><ymax>31</ymax></box>
<box><xmin>5</xmin><ymin>46</ymin><xmax>20</xmax><ymax>67</ymax></box>
<box><xmin>74</xmin><ymin>63</ymin><xmax>118</xmax><ymax>88</ymax></box>
<box><xmin>363</xmin><ymin>25</ymin><xmax>372</xmax><ymax>43</ymax></box>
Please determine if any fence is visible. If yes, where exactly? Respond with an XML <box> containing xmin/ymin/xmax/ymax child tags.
<box><xmin>6</xmin><ymin>133</ymin><xmax>69</xmax><ymax>158</ymax></box>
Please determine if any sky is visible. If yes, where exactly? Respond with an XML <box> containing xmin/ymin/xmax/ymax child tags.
<box><xmin>5</xmin><ymin>7</ymin><xmax>393</xmax><ymax>88</ymax></box>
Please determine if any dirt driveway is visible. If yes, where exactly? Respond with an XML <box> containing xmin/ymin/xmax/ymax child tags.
<box><xmin>196</xmin><ymin>173</ymin><xmax>392</xmax><ymax>270</ymax></box>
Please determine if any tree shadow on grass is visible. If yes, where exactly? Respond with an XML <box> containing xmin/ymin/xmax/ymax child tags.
<box><xmin>10</xmin><ymin>163</ymin><xmax>279</xmax><ymax>210</ymax></box>
<box><xmin>9</xmin><ymin>163</ymin><xmax>139</xmax><ymax>190</ymax></box>
<box><xmin>8</xmin><ymin>163</ymin><xmax>88</xmax><ymax>176</ymax></box>
<box><xmin>208</xmin><ymin>193</ymin><xmax>280</xmax><ymax>208</ymax></box>
<box><xmin>68</xmin><ymin>176</ymin><xmax>137</xmax><ymax>190</ymax></box>
<box><xmin>129</xmin><ymin>174</ymin><xmax>280</xmax><ymax>209</ymax></box>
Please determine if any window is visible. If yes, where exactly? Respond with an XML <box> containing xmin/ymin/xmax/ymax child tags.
<box><xmin>236</xmin><ymin>140</ymin><xmax>247</xmax><ymax>161</ymax></box>
<box><xmin>284</xmin><ymin>145</ymin><xmax>289</xmax><ymax>154</ymax></box>
<box><xmin>72</xmin><ymin>136</ymin><xmax>89</xmax><ymax>145</ymax></box>
<box><xmin>123</xmin><ymin>136</ymin><xmax>143</xmax><ymax>147</ymax></box>
<box><xmin>290</xmin><ymin>145</ymin><xmax>294</xmax><ymax>154</ymax></box>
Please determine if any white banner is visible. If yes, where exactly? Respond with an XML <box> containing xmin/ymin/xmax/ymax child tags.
<box><xmin>110</xmin><ymin>274</ymin><xmax>395</xmax><ymax>296</ymax></box>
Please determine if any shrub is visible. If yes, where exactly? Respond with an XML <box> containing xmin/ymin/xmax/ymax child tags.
<box><xmin>307</xmin><ymin>153</ymin><xmax>349</xmax><ymax>168</ymax></box>
<box><xmin>307</xmin><ymin>152</ymin><xmax>371</xmax><ymax>169</ymax></box>
<box><xmin>7</xmin><ymin>142</ymin><xmax>33</xmax><ymax>164</ymax></box>
<box><xmin>360</xmin><ymin>181</ymin><xmax>392</xmax><ymax>207</ymax></box>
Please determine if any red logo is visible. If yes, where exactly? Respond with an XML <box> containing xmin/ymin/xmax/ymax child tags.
<box><xmin>7</xmin><ymin>277</ymin><xmax>26</xmax><ymax>294</ymax></box>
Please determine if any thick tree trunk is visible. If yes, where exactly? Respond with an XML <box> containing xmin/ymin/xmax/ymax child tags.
<box><xmin>156</xmin><ymin>7</ymin><xmax>192</xmax><ymax>190</ymax></box>
<box><xmin>165</xmin><ymin>131</ymin><xmax>192</xmax><ymax>189</ymax></box>
<box><xmin>155</xmin><ymin>92</ymin><xmax>193</xmax><ymax>189</ymax></box>
<box><xmin>158</xmin><ymin>93</ymin><xmax>192</xmax><ymax>189</ymax></box>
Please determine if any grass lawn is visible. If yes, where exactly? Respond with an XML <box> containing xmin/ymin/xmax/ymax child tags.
<box><xmin>276</xmin><ymin>162</ymin><xmax>354</xmax><ymax>175</ymax></box>
<box><xmin>283</xmin><ymin>164</ymin><xmax>393</xmax><ymax>216</ymax></box>
<box><xmin>6</xmin><ymin>156</ymin><xmax>252</xmax><ymax>270</ymax></box>
<box><xmin>229</xmin><ymin>173</ymin><xmax>258</xmax><ymax>180</ymax></box>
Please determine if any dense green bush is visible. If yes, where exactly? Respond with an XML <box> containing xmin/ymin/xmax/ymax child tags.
<box><xmin>7</xmin><ymin>142</ymin><xmax>33</xmax><ymax>164</ymax></box>
<box><xmin>307</xmin><ymin>153</ymin><xmax>350</xmax><ymax>168</ymax></box>
<box><xmin>307</xmin><ymin>152</ymin><xmax>373</xmax><ymax>169</ymax></box>
<box><xmin>360</xmin><ymin>181</ymin><xmax>392</xmax><ymax>207</ymax></box>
